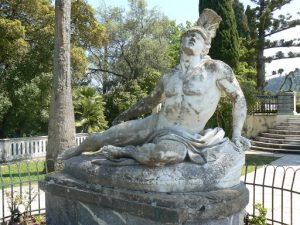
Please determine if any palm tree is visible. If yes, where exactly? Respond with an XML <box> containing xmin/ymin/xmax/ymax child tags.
<box><xmin>73</xmin><ymin>86</ymin><xmax>108</xmax><ymax>133</ymax></box>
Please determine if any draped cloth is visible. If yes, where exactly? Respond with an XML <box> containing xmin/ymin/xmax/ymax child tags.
<box><xmin>145</xmin><ymin>127</ymin><xmax>236</xmax><ymax>165</ymax></box>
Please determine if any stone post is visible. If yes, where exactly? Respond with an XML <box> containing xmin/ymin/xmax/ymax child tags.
<box><xmin>0</xmin><ymin>139</ymin><xmax>11</xmax><ymax>162</ymax></box>
<box><xmin>277</xmin><ymin>91</ymin><xmax>296</xmax><ymax>115</ymax></box>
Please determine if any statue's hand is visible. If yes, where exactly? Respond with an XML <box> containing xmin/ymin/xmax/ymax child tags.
<box><xmin>232</xmin><ymin>135</ymin><xmax>251</xmax><ymax>151</ymax></box>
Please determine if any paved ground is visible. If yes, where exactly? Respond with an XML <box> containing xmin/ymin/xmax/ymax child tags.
<box><xmin>243</xmin><ymin>150</ymin><xmax>300</xmax><ymax>225</ymax></box>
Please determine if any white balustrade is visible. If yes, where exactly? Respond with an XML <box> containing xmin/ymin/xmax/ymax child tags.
<box><xmin>0</xmin><ymin>134</ymin><xmax>88</xmax><ymax>162</ymax></box>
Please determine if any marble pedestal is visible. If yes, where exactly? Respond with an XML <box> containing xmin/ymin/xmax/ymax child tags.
<box><xmin>42</xmin><ymin>155</ymin><xmax>249</xmax><ymax>225</ymax></box>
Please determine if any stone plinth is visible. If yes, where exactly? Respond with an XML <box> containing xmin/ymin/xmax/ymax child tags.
<box><xmin>42</xmin><ymin>155</ymin><xmax>248</xmax><ymax>225</ymax></box>
<box><xmin>278</xmin><ymin>92</ymin><xmax>296</xmax><ymax>115</ymax></box>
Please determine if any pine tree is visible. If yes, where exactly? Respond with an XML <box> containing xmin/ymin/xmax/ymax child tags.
<box><xmin>199</xmin><ymin>0</ymin><xmax>240</xmax><ymax>70</ymax></box>
<box><xmin>245</xmin><ymin>0</ymin><xmax>300</xmax><ymax>90</ymax></box>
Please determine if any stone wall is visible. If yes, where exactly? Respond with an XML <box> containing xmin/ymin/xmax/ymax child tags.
<box><xmin>243</xmin><ymin>115</ymin><xmax>291</xmax><ymax>138</ymax></box>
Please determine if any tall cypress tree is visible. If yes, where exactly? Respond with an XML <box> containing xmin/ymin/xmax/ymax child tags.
<box><xmin>199</xmin><ymin>0</ymin><xmax>240</xmax><ymax>70</ymax></box>
<box><xmin>233</xmin><ymin>0</ymin><xmax>250</xmax><ymax>38</ymax></box>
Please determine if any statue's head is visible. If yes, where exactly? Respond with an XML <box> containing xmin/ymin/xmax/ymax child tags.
<box><xmin>181</xmin><ymin>9</ymin><xmax>222</xmax><ymax>56</ymax></box>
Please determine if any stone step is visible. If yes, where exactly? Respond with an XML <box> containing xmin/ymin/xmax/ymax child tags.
<box><xmin>287</xmin><ymin>117</ymin><xmax>300</xmax><ymax>120</ymax></box>
<box><xmin>254</xmin><ymin>136</ymin><xmax>300</xmax><ymax>144</ymax></box>
<box><xmin>251</xmin><ymin>140</ymin><xmax>300</xmax><ymax>150</ymax></box>
<box><xmin>260</xmin><ymin>132</ymin><xmax>300</xmax><ymax>139</ymax></box>
<box><xmin>250</xmin><ymin>145</ymin><xmax>300</xmax><ymax>154</ymax></box>
<box><xmin>279</xmin><ymin>122</ymin><xmax>300</xmax><ymax>126</ymax></box>
<box><xmin>267</xmin><ymin>129</ymin><xmax>300</xmax><ymax>135</ymax></box>
<box><xmin>275</xmin><ymin>125</ymin><xmax>300</xmax><ymax>130</ymax></box>
<box><xmin>287</xmin><ymin>120</ymin><xmax>300</xmax><ymax>123</ymax></box>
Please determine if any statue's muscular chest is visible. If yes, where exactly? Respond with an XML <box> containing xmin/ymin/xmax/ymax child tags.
<box><xmin>164</xmin><ymin>67</ymin><xmax>216</xmax><ymax>97</ymax></box>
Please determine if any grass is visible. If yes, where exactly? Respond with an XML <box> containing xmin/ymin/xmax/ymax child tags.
<box><xmin>0</xmin><ymin>160</ymin><xmax>46</xmax><ymax>187</ymax></box>
<box><xmin>242</xmin><ymin>154</ymin><xmax>279</xmax><ymax>175</ymax></box>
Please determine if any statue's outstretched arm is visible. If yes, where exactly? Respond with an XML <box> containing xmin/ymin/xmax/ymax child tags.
<box><xmin>112</xmin><ymin>78</ymin><xmax>164</xmax><ymax>125</ymax></box>
<box><xmin>217</xmin><ymin>64</ymin><xmax>250</xmax><ymax>150</ymax></box>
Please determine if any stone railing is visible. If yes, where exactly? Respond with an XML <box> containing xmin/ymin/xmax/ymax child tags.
<box><xmin>0</xmin><ymin>133</ymin><xmax>89</xmax><ymax>162</ymax></box>
<box><xmin>251</xmin><ymin>91</ymin><xmax>296</xmax><ymax>115</ymax></box>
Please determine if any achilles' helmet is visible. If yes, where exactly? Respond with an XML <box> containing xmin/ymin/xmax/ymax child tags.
<box><xmin>183</xmin><ymin>9</ymin><xmax>222</xmax><ymax>44</ymax></box>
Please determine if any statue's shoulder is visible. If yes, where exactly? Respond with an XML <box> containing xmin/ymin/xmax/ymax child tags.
<box><xmin>203</xmin><ymin>59</ymin><xmax>235</xmax><ymax>82</ymax></box>
<box><xmin>202</xmin><ymin>58</ymin><xmax>231</xmax><ymax>71</ymax></box>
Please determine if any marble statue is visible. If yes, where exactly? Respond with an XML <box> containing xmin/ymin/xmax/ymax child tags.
<box><xmin>60</xmin><ymin>9</ymin><xmax>250</xmax><ymax>168</ymax></box>
<box><xmin>45</xmin><ymin>11</ymin><xmax>249</xmax><ymax>225</ymax></box>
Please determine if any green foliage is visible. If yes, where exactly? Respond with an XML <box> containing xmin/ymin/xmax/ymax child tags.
<box><xmin>73</xmin><ymin>86</ymin><xmax>108</xmax><ymax>133</ymax></box>
<box><xmin>103</xmin><ymin>79</ymin><xmax>148</xmax><ymax>124</ymax></box>
<box><xmin>250</xmin><ymin>203</ymin><xmax>268</xmax><ymax>225</ymax></box>
<box><xmin>2</xmin><ymin>73</ymin><xmax>52</xmax><ymax>137</ymax></box>
<box><xmin>71</xmin><ymin>0</ymin><xmax>106</xmax><ymax>49</ymax></box>
<box><xmin>0</xmin><ymin>0</ymin><xmax>105</xmax><ymax>137</ymax></box>
<box><xmin>92</xmin><ymin>0</ymin><xmax>176</xmax><ymax>93</ymax></box>
<box><xmin>0</xmin><ymin>93</ymin><xmax>11</xmax><ymax>122</ymax></box>
<box><xmin>233</xmin><ymin>0</ymin><xmax>250</xmax><ymax>38</ymax></box>
<box><xmin>91</xmin><ymin>0</ymin><xmax>184</xmax><ymax>121</ymax></box>
<box><xmin>137</xmin><ymin>68</ymin><xmax>161</xmax><ymax>94</ymax></box>
<box><xmin>205</xmin><ymin>96</ymin><xmax>233</xmax><ymax>136</ymax></box>
<box><xmin>165</xmin><ymin>21</ymin><xmax>190</xmax><ymax>68</ymax></box>
<box><xmin>236</xmin><ymin>37</ymin><xmax>258</xmax><ymax>112</ymax></box>
<box><xmin>71</xmin><ymin>46</ymin><xmax>89</xmax><ymax>81</ymax></box>
<box><xmin>205</xmin><ymin>36</ymin><xmax>257</xmax><ymax>136</ymax></box>
<box><xmin>199</xmin><ymin>0</ymin><xmax>240</xmax><ymax>70</ymax></box>
<box><xmin>0</xmin><ymin>18</ymin><xmax>28</xmax><ymax>66</ymax></box>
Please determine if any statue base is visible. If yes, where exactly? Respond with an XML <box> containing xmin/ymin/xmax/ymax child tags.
<box><xmin>42</xmin><ymin>156</ymin><xmax>248</xmax><ymax>225</ymax></box>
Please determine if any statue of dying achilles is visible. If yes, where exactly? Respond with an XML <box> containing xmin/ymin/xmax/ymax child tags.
<box><xmin>61</xmin><ymin>9</ymin><xmax>250</xmax><ymax>168</ymax></box>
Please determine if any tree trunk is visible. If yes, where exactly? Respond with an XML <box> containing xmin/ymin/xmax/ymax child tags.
<box><xmin>256</xmin><ymin>45</ymin><xmax>265</xmax><ymax>91</ymax></box>
<box><xmin>256</xmin><ymin>0</ymin><xmax>266</xmax><ymax>91</ymax></box>
<box><xmin>46</xmin><ymin>0</ymin><xmax>75</xmax><ymax>172</ymax></box>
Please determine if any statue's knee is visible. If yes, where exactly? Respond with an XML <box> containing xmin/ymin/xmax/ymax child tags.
<box><xmin>155</xmin><ymin>141</ymin><xmax>186</xmax><ymax>162</ymax></box>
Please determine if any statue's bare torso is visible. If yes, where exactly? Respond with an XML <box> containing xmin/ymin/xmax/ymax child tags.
<box><xmin>157</xmin><ymin>61</ymin><xmax>222</xmax><ymax>134</ymax></box>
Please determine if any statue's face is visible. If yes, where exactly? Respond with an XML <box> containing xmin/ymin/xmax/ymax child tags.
<box><xmin>182</xmin><ymin>31</ymin><xmax>206</xmax><ymax>56</ymax></box>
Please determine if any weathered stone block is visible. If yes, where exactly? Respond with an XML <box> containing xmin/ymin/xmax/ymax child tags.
<box><xmin>42</xmin><ymin>156</ymin><xmax>248</xmax><ymax>225</ymax></box>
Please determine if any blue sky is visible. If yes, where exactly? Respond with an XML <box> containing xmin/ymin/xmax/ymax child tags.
<box><xmin>86</xmin><ymin>0</ymin><xmax>300</xmax><ymax>76</ymax></box>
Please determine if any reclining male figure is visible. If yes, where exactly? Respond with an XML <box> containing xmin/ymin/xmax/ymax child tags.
<box><xmin>60</xmin><ymin>9</ymin><xmax>250</xmax><ymax>166</ymax></box>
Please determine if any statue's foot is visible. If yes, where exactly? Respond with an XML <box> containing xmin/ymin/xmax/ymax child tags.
<box><xmin>58</xmin><ymin>146</ymin><xmax>82</xmax><ymax>160</ymax></box>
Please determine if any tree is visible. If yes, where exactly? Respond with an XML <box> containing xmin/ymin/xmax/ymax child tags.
<box><xmin>89</xmin><ymin>0</ymin><xmax>180</xmax><ymax>122</ymax></box>
<box><xmin>233</xmin><ymin>0</ymin><xmax>250</xmax><ymax>38</ymax></box>
<box><xmin>47</xmin><ymin>0</ymin><xmax>75</xmax><ymax>172</ymax></box>
<box><xmin>0</xmin><ymin>0</ymin><xmax>105</xmax><ymax>138</ymax></box>
<box><xmin>245</xmin><ymin>0</ymin><xmax>300</xmax><ymax>90</ymax></box>
<box><xmin>0</xmin><ymin>0</ymin><xmax>54</xmax><ymax>138</ymax></box>
<box><xmin>73</xmin><ymin>86</ymin><xmax>108</xmax><ymax>133</ymax></box>
<box><xmin>199</xmin><ymin>0</ymin><xmax>240</xmax><ymax>70</ymax></box>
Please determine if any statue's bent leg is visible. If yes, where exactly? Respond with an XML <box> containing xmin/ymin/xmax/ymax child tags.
<box><xmin>60</xmin><ymin>115</ymin><xmax>158</xmax><ymax>159</ymax></box>
<box><xmin>103</xmin><ymin>140</ymin><xmax>188</xmax><ymax>167</ymax></box>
